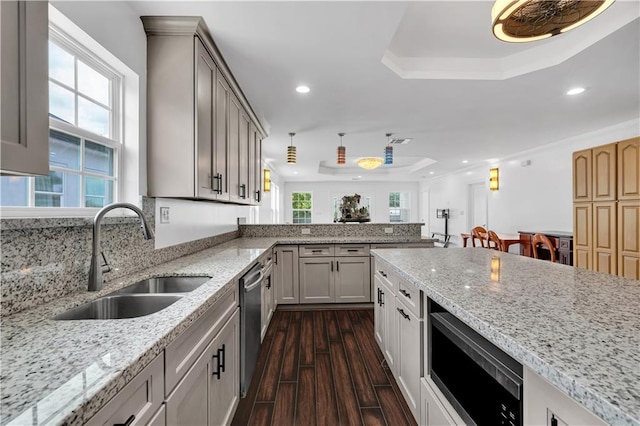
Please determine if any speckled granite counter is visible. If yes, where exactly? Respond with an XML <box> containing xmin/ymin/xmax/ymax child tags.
<box><xmin>371</xmin><ymin>248</ymin><xmax>640</xmax><ymax>426</ymax></box>
<box><xmin>0</xmin><ymin>236</ymin><xmax>433</xmax><ymax>425</ymax></box>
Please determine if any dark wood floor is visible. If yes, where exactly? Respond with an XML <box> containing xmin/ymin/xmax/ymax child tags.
<box><xmin>231</xmin><ymin>308</ymin><xmax>417</xmax><ymax>426</ymax></box>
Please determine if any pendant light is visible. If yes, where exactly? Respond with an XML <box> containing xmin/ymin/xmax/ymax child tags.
<box><xmin>287</xmin><ymin>132</ymin><xmax>296</xmax><ymax>164</ymax></box>
<box><xmin>337</xmin><ymin>133</ymin><xmax>346</xmax><ymax>165</ymax></box>
<box><xmin>384</xmin><ymin>132</ymin><xmax>393</xmax><ymax>165</ymax></box>
<box><xmin>357</xmin><ymin>157</ymin><xmax>384</xmax><ymax>170</ymax></box>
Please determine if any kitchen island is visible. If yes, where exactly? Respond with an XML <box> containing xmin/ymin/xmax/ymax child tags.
<box><xmin>371</xmin><ymin>247</ymin><xmax>640</xmax><ymax>426</ymax></box>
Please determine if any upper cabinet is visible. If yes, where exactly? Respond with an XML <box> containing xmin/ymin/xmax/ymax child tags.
<box><xmin>572</xmin><ymin>149</ymin><xmax>592</xmax><ymax>202</ymax></box>
<box><xmin>142</xmin><ymin>16</ymin><xmax>267</xmax><ymax>204</ymax></box>
<box><xmin>1</xmin><ymin>1</ymin><xmax>49</xmax><ymax>176</ymax></box>
<box><xmin>592</xmin><ymin>143</ymin><xmax>616</xmax><ymax>202</ymax></box>
<box><xmin>617</xmin><ymin>137</ymin><xmax>640</xmax><ymax>201</ymax></box>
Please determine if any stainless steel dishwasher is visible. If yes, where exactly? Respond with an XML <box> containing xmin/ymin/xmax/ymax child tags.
<box><xmin>239</xmin><ymin>262</ymin><xmax>263</xmax><ymax>398</ymax></box>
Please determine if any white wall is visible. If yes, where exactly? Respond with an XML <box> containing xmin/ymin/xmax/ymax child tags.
<box><xmin>421</xmin><ymin>119</ymin><xmax>640</xmax><ymax>250</ymax></box>
<box><xmin>284</xmin><ymin>181</ymin><xmax>420</xmax><ymax>224</ymax></box>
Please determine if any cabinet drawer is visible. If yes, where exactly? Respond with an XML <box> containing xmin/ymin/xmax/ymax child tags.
<box><xmin>336</xmin><ymin>244</ymin><xmax>370</xmax><ymax>256</ymax></box>
<box><xmin>299</xmin><ymin>245</ymin><xmax>334</xmax><ymax>257</ymax></box>
<box><xmin>165</xmin><ymin>284</ymin><xmax>238</xmax><ymax>395</ymax></box>
<box><xmin>374</xmin><ymin>259</ymin><xmax>398</xmax><ymax>296</ymax></box>
<box><xmin>87</xmin><ymin>353</ymin><xmax>164</xmax><ymax>426</ymax></box>
<box><xmin>559</xmin><ymin>238</ymin><xmax>573</xmax><ymax>250</ymax></box>
<box><xmin>398</xmin><ymin>278</ymin><xmax>422</xmax><ymax>318</ymax></box>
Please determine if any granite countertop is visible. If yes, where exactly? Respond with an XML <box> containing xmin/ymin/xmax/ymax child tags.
<box><xmin>371</xmin><ymin>247</ymin><xmax>640</xmax><ymax>426</ymax></box>
<box><xmin>0</xmin><ymin>236</ymin><xmax>432</xmax><ymax>425</ymax></box>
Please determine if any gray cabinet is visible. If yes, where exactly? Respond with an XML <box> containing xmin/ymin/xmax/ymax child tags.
<box><xmin>275</xmin><ymin>245</ymin><xmax>299</xmax><ymax>304</ymax></box>
<box><xmin>395</xmin><ymin>297</ymin><xmax>422</xmax><ymax>421</ymax></box>
<box><xmin>227</xmin><ymin>92</ymin><xmax>241</xmax><ymax>203</ymax></box>
<box><xmin>261</xmin><ymin>261</ymin><xmax>275</xmax><ymax>340</ymax></box>
<box><xmin>0</xmin><ymin>0</ymin><xmax>49</xmax><ymax>176</ymax></box>
<box><xmin>299</xmin><ymin>257</ymin><xmax>334</xmax><ymax>303</ymax></box>
<box><xmin>335</xmin><ymin>256</ymin><xmax>370</xmax><ymax>303</ymax></box>
<box><xmin>420</xmin><ymin>377</ymin><xmax>462</xmax><ymax>426</ymax></box>
<box><xmin>213</xmin><ymin>72</ymin><xmax>230</xmax><ymax>200</ymax></box>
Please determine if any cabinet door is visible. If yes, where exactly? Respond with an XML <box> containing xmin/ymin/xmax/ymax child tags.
<box><xmin>248</xmin><ymin>124</ymin><xmax>256</xmax><ymax>204</ymax></box>
<box><xmin>592</xmin><ymin>143</ymin><xmax>617</xmax><ymax>201</ymax></box>
<box><xmin>228</xmin><ymin>93</ymin><xmax>241</xmax><ymax>203</ymax></box>
<box><xmin>335</xmin><ymin>256</ymin><xmax>370</xmax><ymax>303</ymax></box>
<box><xmin>166</xmin><ymin>346</ymin><xmax>210</xmax><ymax>426</ymax></box>
<box><xmin>618</xmin><ymin>137</ymin><xmax>640</xmax><ymax>200</ymax></box>
<box><xmin>593</xmin><ymin>202</ymin><xmax>617</xmax><ymax>275</ymax></box>
<box><xmin>618</xmin><ymin>200</ymin><xmax>640</xmax><ymax>279</ymax></box>
<box><xmin>0</xmin><ymin>1</ymin><xmax>49</xmax><ymax>176</ymax></box>
<box><xmin>254</xmin><ymin>132</ymin><xmax>263</xmax><ymax>204</ymax></box>
<box><xmin>420</xmin><ymin>378</ymin><xmax>460</xmax><ymax>426</ymax></box>
<box><xmin>260</xmin><ymin>273</ymin><xmax>274</xmax><ymax>341</ymax></box>
<box><xmin>275</xmin><ymin>245</ymin><xmax>299</xmax><ymax>304</ymax></box>
<box><xmin>213</xmin><ymin>70</ymin><xmax>230</xmax><ymax>201</ymax></box>
<box><xmin>373</xmin><ymin>275</ymin><xmax>385</xmax><ymax>347</ymax></box>
<box><xmin>299</xmin><ymin>257</ymin><xmax>334</xmax><ymax>303</ymax></box>
<box><xmin>238</xmin><ymin>110</ymin><xmax>250</xmax><ymax>203</ymax></box>
<box><xmin>382</xmin><ymin>280</ymin><xmax>397</xmax><ymax>372</ymax></box>
<box><xmin>573</xmin><ymin>204</ymin><xmax>593</xmax><ymax>270</ymax></box>
<box><xmin>573</xmin><ymin>149</ymin><xmax>592</xmax><ymax>202</ymax></box>
<box><xmin>195</xmin><ymin>39</ymin><xmax>215</xmax><ymax>199</ymax></box>
<box><xmin>395</xmin><ymin>299</ymin><xmax>422</xmax><ymax>421</ymax></box>
<box><xmin>209</xmin><ymin>310</ymin><xmax>240</xmax><ymax>426</ymax></box>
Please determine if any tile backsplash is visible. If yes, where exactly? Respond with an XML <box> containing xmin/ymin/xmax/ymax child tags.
<box><xmin>239</xmin><ymin>223</ymin><xmax>424</xmax><ymax>238</ymax></box>
<box><xmin>0</xmin><ymin>198</ymin><xmax>238</xmax><ymax>316</ymax></box>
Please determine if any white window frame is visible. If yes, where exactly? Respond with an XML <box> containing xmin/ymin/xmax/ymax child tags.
<box><xmin>291</xmin><ymin>191</ymin><xmax>313</xmax><ymax>224</ymax></box>
<box><xmin>389</xmin><ymin>191</ymin><xmax>410</xmax><ymax>223</ymax></box>
<box><xmin>0</xmin><ymin>5</ymin><xmax>140</xmax><ymax>218</ymax></box>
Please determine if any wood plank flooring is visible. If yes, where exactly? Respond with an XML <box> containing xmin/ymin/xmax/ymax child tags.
<box><xmin>231</xmin><ymin>308</ymin><xmax>417</xmax><ymax>426</ymax></box>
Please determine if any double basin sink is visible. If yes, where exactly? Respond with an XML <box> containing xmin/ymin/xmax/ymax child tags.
<box><xmin>54</xmin><ymin>276</ymin><xmax>211</xmax><ymax>320</ymax></box>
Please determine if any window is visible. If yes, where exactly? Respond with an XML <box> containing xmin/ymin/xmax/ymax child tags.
<box><xmin>0</xmin><ymin>7</ymin><xmax>134</xmax><ymax>213</ymax></box>
<box><xmin>389</xmin><ymin>192</ymin><xmax>410</xmax><ymax>222</ymax></box>
<box><xmin>291</xmin><ymin>192</ymin><xmax>312</xmax><ymax>224</ymax></box>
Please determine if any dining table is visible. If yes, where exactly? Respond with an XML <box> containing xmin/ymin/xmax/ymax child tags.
<box><xmin>460</xmin><ymin>232</ymin><xmax>520</xmax><ymax>252</ymax></box>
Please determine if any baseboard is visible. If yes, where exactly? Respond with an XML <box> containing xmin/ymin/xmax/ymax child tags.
<box><xmin>276</xmin><ymin>303</ymin><xmax>374</xmax><ymax>311</ymax></box>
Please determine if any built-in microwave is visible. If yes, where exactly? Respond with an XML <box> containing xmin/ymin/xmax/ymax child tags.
<box><xmin>429</xmin><ymin>301</ymin><xmax>523</xmax><ymax>426</ymax></box>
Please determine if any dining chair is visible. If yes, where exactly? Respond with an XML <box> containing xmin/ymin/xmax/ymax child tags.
<box><xmin>487</xmin><ymin>230</ymin><xmax>501</xmax><ymax>251</ymax></box>
<box><xmin>471</xmin><ymin>226</ymin><xmax>487</xmax><ymax>248</ymax></box>
<box><xmin>532</xmin><ymin>233</ymin><xmax>557</xmax><ymax>262</ymax></box>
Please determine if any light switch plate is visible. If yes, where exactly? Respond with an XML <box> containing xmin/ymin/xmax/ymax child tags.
<box><xmin>160</xmin><ymin>207</ymin><xmax>170</xmax><ymax>224</ymax></box>
<box><xmin>385</xmin><ymin>227</ymin><xmax>393</xmax><ymax>234</ymax></box>
<box><xmin>301</xmin><ymin>228</ymin><xmax>311</xmax><ymax>235</ymax></box>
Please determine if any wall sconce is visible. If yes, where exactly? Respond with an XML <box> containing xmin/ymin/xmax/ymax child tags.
<box><xmin>489</xmin><ymin>167</ymin><xmax>499</xmax><ymax>191</ymax></box>
<box><xmin>263</xmin><ymin>169</ymin><xmax>271</xmax><ymax>192</ymax></box>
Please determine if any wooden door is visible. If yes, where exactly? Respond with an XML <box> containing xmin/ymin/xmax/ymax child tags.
<box><xmin>227</xmin><ymin>93</ymin><xmax>241</xmax><ymax>203</ymax></box>
<box><xmin>195</xmin><ymin>39</ymin><xmax>214</xmax><ymax>199</ymax></box>
<box><xmin>592</xmin><ymin>143</ymin><xmax>617</xmax><ymax>201</ymax></box>
<box><xmin>275</xmin><ymin>245</ymin><xmax>299</xmax><ymax>304</ymax></box>
<box><xmin>573</xmin><ymin>204</ymin><xmax>592</xmax><ymax>270</ymax></box>
<box><xmin>593</xmin><ymin>202</ymin><xmax>617</xmax><ymax>275</ymax></box>
<box><xmin>214</xmin><ymin>70</ymin><xmax>230</xmax><ymax>201</ymax></box>
<box><xmin>617</xmin><ymin>137</ymin><xmax>640</xmax><ymax>200</ymax></box>
<box><xmin>166</xmin><ymin>345</ymin><xmax>210</xmax><ymax>425</ymax></box>
<box><xmin>373</xmin><ymin>275</ymin><xmax>385</xmax><ymax>347</ymax></box>
<box><xmin>335</xmin><ymin>256</ymin><xmax>370</xmax><ymax>303</ymax></box>
<box><xmin>618</xmin><ymin>200</ymin><xmax>640</xmax><ymax>279</ymax></box>
<box><xmin>209</xmin><ymin>310</ymin><xmax>240</xmax><ymax>426</ymax></box>
<box><xmin>0</xmin><ymin>1</ymin><xmax>49</xmax><ymax>176</ymax></box>
<box><xmin>395</xmin><ymin>299</ymin><xmax>421</xmax><ymax>421</ymax></box>
<box><xmin>573</xmin><ymin>149</ymin><xmax>592</xmax><ymax>202</ymax></box>
<box><xmin>238</xmin><ymin>110</ymin><xmax>250</xmax><ymax>203</ymax></box>
<box><xmin>299</xmin><ymin>257</ymin><xmax>334</xmax><ymax>303</ymax></box>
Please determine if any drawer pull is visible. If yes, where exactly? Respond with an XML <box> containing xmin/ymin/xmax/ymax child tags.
<box><xmin>551</xmin><ymin>415</ymin><xmax>558</xmax><ymax>426</ymax></box>
<box><xmin>336</xmin><ymin>261</ymin><xmax>339</xmax><ymax>271</ymax></box>
<box><xmin>380</xmin><ymin>289</ymin><xmax>384</xmax><ymax>307</ymax></box>
<box><xmin>312</xmin><ymin>249</ymin><xmax>323</xmax><ymax>253</ymax></box>
<box><xmin>378</xmin><ymin>270</ymin><xmax>387</xmax><ymax>278</ymax></box>
<box><xmin>397</xmin><ymin>308</ymin><xmax>410</xmax><ymax>321</ymax></box>
<box><xmin>347</xmin><ymin>249</ymin><xmax>359</xmax><ymax>252</ymax></box>
<box><xmin>212</xmin><ymin>344</ymin><xmax>225</xmax><ymax>379</ymax></box>
<box><xmin>399</xmin><ymin>289</ymin><xmax>411</xmax><ymax>299</ymax></box>
<box><xmin>331</xmin><ymin>261</ymin><xmax>334</xmax><ymax>272</ymax></box>
<box><xmin>115</xmin><ymin>415</ymin><xmax>135</xmax><ymax>426</ymax></box>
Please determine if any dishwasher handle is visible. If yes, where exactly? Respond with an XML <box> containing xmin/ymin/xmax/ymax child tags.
<box><xmin>243</xmin><ymin>270</ymin><xmax>264</xmax><ymax>293</ymax></box>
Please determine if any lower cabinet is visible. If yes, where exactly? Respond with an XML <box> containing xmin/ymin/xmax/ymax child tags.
<box><xmin>420</xmin><ymin>377</ymin><xmax>464</xmax><ymax>426</ymax></box>
<box><xmin>395</xmin><ymin>297</ymin><xmax>422</xmax><ymax>420</ymax></box>
<box><xmin>299</xmin><ymin>257</ymin><xmax>334</xmax><ymax>303</ymax></box>
<box><xmin>261</xmin><ymin>263</ymin><xmax>275</xmax><ymax>340</ymax></box>
<box><xmin>373</xmin><ymin>275</ymin><xmax>385</xmax><ymax>346</ymax></box>
<box><xmin>299</xmin><ymin>256</ymin><xmax>370</xmax><ymax>303</ymax></box>
<box><xmin>166</xmin><ymin>309</ymin><xmax>240</xmax><ymax>426</ymax></box>
<box><xmin>275</xmin><ymin>245</ymin><xmax>299</xmax><ymax>304</ymax></box>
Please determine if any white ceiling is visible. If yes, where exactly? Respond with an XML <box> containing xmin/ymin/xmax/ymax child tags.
<box><xmin>129</xmin><ymin>1</ymin><xmax>640</xmax><ymax>182</ymax></box>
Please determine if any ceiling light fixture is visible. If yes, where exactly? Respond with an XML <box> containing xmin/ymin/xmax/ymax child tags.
<box><xmin>462</xmin><ymin>160</ymin><xmax>469</xmax><ymax>164</ymax></box>
<box><xmin>287</xmin><ymin>132</ymin><xmax>297</xmax><ymax>164</ymax></box>
<box><xmin>492</xmin><ymin>0</ymin><xmax>615</xmax><ymax>43</ymax></box>
<box><xmin>357</xmin><ymin>157</ymin><xmax>384</xmax><ymax>170</ymax></box>
<box><xmin>295</xmin><ymin>85</ymin><xmax>310</xmax><ymax>94</ymax></box>
<box><xmin>566</xmin><ymin>87</ymin><xmax>586</xmax><ymax>95</ymax></box>
<box><xmin>384</xmin><ymin>133</ymin><xmax>393</xmax><ymax>165</ymax></box>
<box><xmin>337</xmin><ymin>133</ymin><xmax>346</xmax><ymax>165</ymax></box>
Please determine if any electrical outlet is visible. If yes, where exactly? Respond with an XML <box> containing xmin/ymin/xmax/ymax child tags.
<box><xmin>301</xmin><ymin>228</ymin><xmax>311</xmax><ymax>235</ymax></box>
<box><xmin>160</xmin><ymin>207</ymin><xmax>170</xmax><ymax>224</ymax></box>
<box><xmin>384</xmin><ymin>227</ymin><xmax>393</xmax><ymax>234</ymax></box>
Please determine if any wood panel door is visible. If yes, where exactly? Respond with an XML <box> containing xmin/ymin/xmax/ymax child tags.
<box><xmin>573</xmin><ymin>204</ymin><xmax>593</xmax><ymax>270</ymax></box>
<box><xmin>195</xmin><ymin>39</ymin><xmax>215</xmax><ymax>199</ymax></box>
<box><xmin>275</xmin><ymin>245</ymin><xmax>299</xmax><ymax>304</ymax></box>
<box><xmin>618</xmin><ymin>200</ymin><xmax>640</xmax><ymax>280</ymax></box>
<box><xmin>227</xmin><ymin>93</ymin><xmax>241</xmax><ymax>203</ymax></box>
<box><xmin>299</xmin><ymin>257</ymin><xmax>334</xmax><ymax>303</ymax></box>
<box><xmin>209</xmin><ymin>310</ymin><xmax>240</xmax><ymax>426</ymax></box>
<box><xmin>335</xmin><ymin>256</ymin><xmax>371</xmax><ymax>303</ymax></box>
<box><xmin>166</xmin><ymin>345</ymin><xmax>210</xmax><ymax>426</ymax></box>
<box><xmin>617</xmin><ymin>137</ymin><xmax>640</xmax><ymax>201</ymax></box>
<box><xmin>592</xmin><ymin>143</ymin><xmax>617</xmax><ymax>201</ymax></box>
<box><xmin>214</xmin><ymin>70</ymin><xmax>230</xmax><ymax>201</ymax></box>
<box><xmin>573</xmin><ymin>149</ymin><xmax>592</xmax><ymax>202</ymax></box>
<box><xmin>238</xmin><ymin>110</ymin><xmax>250</xmax><ymax>203</ymax></box>
<box><xmin>593</xmin><ymin>202</ymin><xmax>617</xmax><ymax>275</ymax></box>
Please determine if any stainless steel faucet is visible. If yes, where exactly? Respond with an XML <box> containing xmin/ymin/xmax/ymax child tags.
<box><xmin>88</xmin><ymin>203</ymin><xmax>155</xmax><ymax>291</ymax></box>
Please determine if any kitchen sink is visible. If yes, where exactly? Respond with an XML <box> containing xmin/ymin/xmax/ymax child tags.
<box><xmin>114</xmin><ymin>276</ymin><xmax>211</xmax><ymax>294</ymax></box>
<box><xmin>54</xmin><ymin>294</ymin><xmax>183</xmax><ymax>320</ymax></box>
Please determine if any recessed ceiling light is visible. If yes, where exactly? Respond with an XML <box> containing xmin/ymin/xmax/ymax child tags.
<box><xmin>296</xmin><ymin>85</ymin><xmax>310</xmax><ymax>94</ymax></box>
<box><xmin>293</xmin><ymin>171</ymin><xmax>298</xmax><ymax>175</ymax></box>
<box><xmin>462</xmin><ymin>160</ymin><xmax>469</xmax><ymax>164</ymax></box>
<box><xmin>429</xmin><ymin>171</ymin><xmax>435</xmax><ymax>175</ymax></box>
<box><xmin>466</xmin><ymin>171</ymin><xmax>473</xmax><ymax>175</ymax></box>
<box><xmin>566</xmin><ymin>87</ymin><xmax>585</xmax><ymax>96</ymax></box>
